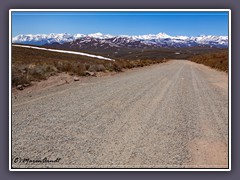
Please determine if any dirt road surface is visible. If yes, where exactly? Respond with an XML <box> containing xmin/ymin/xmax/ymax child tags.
<box><xmin>12</xmin><ymin>60</ymin><xmax>228</xmax><ymax>168</ymax></box>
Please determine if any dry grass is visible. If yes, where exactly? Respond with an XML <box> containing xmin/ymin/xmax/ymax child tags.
<box><xmin>190</xmin><ymin>50</ymin><xmax>228</xmax><ymax>72</ymax></box>
<box><xmin>12</xmin><ymin>46</ymin><xmax>167</xmax><ymax>86</ymax></box>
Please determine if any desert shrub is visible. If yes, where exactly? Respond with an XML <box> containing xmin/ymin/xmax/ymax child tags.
<box><xmin>96</xmin><ymin>64</ymin><xmax>106</xmax><ymax>72</ymax></box>
<box><xmin>30</xmin><ymin>68</ymin><xmax>46</xmax><ymax>80</ymax></box>
<box><xmin>125</xmin><ymin>62</ymin><xmax>133</xmax><ymax>69</ymax></box>
<box><xmin>12</xmin><ymin>66</ymin><xmax>31</xmax><ymax>86</ymax></box>
<box><xmin>113</xmin><ymin>63</ymin><xmax>122</xmax><ymax>72</ymax></box>
<box><xmin>104</xmin><ymin>62</ymin><xmax>114</xmax><ymax>71</ymax></box>
<box><xmin>73</xmin><ymin>63</ymin><xmax>87</xmax><ymax>76</ymax></box>
<box><xmin>60</xmin><ymin>61</ymin><xmax>73</xmax><ymax>72</ymax></box>
<box><xmin>87</xmin><ymin>64</ymin><xmax>106</xmax><ymax>72</ymax></box>
<box><xmin>88</xmin><ymin>65</ymin><xmax>96</xmax><ymax>72</ymax></box>
<box><xmin>190</xmin><ymin>50</ymin><xmax>228</xmax><ymax>72</ymax></box>
<box><xmin>85</xmin><ymin>63</ymin><xmax>91</xmax><ymax>70</ymax></box>
<box><xmin>121</xmin><ymin>61</ymin><xmax>129</xmax><ymax>69</ymax></box>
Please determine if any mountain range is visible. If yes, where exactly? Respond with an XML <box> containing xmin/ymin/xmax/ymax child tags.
<box><xmin>12</xmin><ymin>32</ymin><xmax>228</xmax><ymax>48</ymax></box>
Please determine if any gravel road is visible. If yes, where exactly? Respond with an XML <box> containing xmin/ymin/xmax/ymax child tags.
<box><xmin>12</xmin><ymin>60</ymin><xmax>228</xmax><ymax>168</ymax></box>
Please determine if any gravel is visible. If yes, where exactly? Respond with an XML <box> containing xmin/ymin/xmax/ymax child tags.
<box><xmin>12</xmin><ymin>60</ymin><xmax>228</xmax><ymax>168</ymax></box>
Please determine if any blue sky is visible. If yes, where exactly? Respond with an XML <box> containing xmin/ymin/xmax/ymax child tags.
<box><xmin>12</xmin><ymin>11</ymin><xmax>229</xmax><ymax>37</ymax></box>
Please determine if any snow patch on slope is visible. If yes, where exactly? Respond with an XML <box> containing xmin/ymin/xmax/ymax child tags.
<box><xmin>12</xmin><ymin>44</ymin><xmax>115</xmax><ymax>61</ymax></box>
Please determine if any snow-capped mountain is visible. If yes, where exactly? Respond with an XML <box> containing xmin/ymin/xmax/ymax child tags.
<box><xmin>45</xmin><ymin>36</ymin><xmax>151</xmax><ymax>51</ymax></box>
<box><xmin>12</xmin><ymin>33</ymin><xmax>114</xmax><ymax>46</ymax></box>
<box><xmin>12</xmin><ymin>32</ymin><xmax>228</xmax><ymax>48</ymax></box>
<box><xmin>12</xmin><ymin>33</ymin><xmax>83</xmax><ymax>46</ymax></box>
<box><xmin>88</xmin><ymin>32</ymin><xmax>114</xmax><ymax>39</ymax></box>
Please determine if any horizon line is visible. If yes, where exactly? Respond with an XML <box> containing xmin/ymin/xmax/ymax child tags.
<box><xmin>12</xmin><ymin>32</ymin><xmax>229</xmax><ymax>37</ymax></box>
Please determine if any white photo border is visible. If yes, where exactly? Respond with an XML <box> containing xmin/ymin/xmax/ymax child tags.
<box><xmin>9</xmin><ymin>9</ymin><xmax>231</xmax><ymax>171</ymax></box>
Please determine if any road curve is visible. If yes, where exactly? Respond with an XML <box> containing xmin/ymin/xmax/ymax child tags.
<box><xmin>12</xmin><ymin>60</ymin><xmax>228</xmax><ymax>168</ymax></box>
